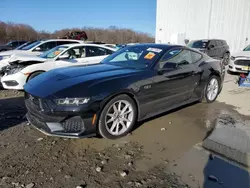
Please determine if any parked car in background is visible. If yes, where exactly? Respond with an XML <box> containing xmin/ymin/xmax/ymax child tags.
<box><xmin>187</xmin><ymin>39</ymin><xmax>230</xmax><ymax>65</ymax></box>
<box><xmin>228</xmin><ymin>44</ymin><xmax>250</xmax><ymax>73</ymax></box>
<box><xmin>101</xmin><ymin>44</ymin><xmax>120</xmax><ymax>50</ymax></box>
<box><xmin>86</xmin><ymin>41</ymin><xmax>106</xmax><ymax>45</ymax></box>
<box><xmin>0</xmin><ymin>39</ymin><xmax>84</xmax><ymax>69</ymax></box>
<box><xmin>15</xmin><ymin>41</ymin><xmax>37</xmax><ymax>50</ymax></box>
<box><xmin>1</xmin><ymin>44</ymin><xmax>116</xmax><ymax>90</ymax></box>
<box><xmin>62</xmin><ymin>30</ymin><xmax>88</xmax><ymax>41</ymax></box>
<box><xmin>24</xmin><ymin>44</ymin><xmax>225</xmax><ymax>139</ymax></box>
<box><xmin>0</xmin><ymin>40</ymin><xmax>27</xmax><ymax>52</ymax></box>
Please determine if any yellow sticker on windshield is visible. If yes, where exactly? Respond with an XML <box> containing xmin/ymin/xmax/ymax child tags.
<box><xmin>54</xmin><ymin>51</ymin><xmax>61</xmax><ymax>55</ymax></box>
<box><xmin>144</xmin><ymin>52</ymin><xmax>156</xmax><ymax>60</ymax></box>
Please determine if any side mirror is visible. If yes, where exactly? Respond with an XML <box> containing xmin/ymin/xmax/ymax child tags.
<box><xmin>57</xmin><ymin>54</ymin><xmax>69</xmax><ymax>60</ymax></box>
<box><xmin>184</xmin><ymin>39</ymin><xmax>189</xmax><ymax>45</ymax></box>
<box><xmin>34</xmin><ymin>47</ymin><xmax>42</xmax><ymax>51</ymax></box>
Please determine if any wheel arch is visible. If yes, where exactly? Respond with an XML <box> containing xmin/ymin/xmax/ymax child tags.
<box><xmin>26</xmin><ymin>70</ymin><xmax>45</xmax><ymax>82</ymax></box>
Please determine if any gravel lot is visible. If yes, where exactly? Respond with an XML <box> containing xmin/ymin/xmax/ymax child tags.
<box><xmin>0</xmin><ymin>72</ymin><xmax>249</xmax><ymax>188</ymax></box>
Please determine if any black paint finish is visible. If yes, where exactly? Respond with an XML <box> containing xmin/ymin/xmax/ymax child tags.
<box><xmin>24</xmin><ymin>44</ymin><xmax>225</xmax><ymax>138</ymax></box>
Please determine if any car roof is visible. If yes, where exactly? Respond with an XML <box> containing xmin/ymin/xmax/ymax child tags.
<box><xmin>128</xmin><ymin>43</ymin><xmax>183</xmax><ymax>50</ymax></box>
<box><xmin>40</xmin><ymin>39</ymin><xmax>84</xmax><ymax>43</ymax></box>
<box><xmin>190</xmin><ymin>39</ymin><xmax>226</xmax><ymax>42</ymax></box>
<box><xmin>59</xmin><ymin>43</ymin><xmax>117</xmax><ymax>51</ymax></box>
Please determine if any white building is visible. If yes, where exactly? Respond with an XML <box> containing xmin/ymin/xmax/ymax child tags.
<box><xmin>156</xmin><ymin>0</ymin><xmax>250</xmax><ymax>52</ymax></box>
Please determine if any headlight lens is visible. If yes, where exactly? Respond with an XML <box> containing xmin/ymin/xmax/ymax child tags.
<box><xmin>0</xmin><ymin>55</ymin><xmax>11</xmax><ymax>61</ymax></box>
<box><xmin>56</xmin><ymin>98</ymin><xmax>90</xmax><ymax>106</ymax></box>
<box><xmin>231</xmin><ymin>56</ymin><xmax>235</xmax><ymax>61</ymax></box>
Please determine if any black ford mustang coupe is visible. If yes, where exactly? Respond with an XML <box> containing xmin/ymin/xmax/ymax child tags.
<box><xmin>24</xmin><ymin>44</ymin><xmax>225</xmax><ymax>139</ymax></box>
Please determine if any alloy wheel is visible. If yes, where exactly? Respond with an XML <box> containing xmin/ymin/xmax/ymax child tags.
<box><xmin>105</xmin><ymin>100</ymin><xmax>134</xmax><ymax>136</ymax></box>
<box><xmin>206</xmin><ymin>78</ymin><xmax>219</xmax><ymax>101</ymax></box>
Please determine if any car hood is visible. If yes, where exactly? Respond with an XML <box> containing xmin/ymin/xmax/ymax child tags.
<box><xmin>0</xmin><ymin>50</ymin><xmax>35</xmax><ymax>56</ymax></box>
<box><xmin>24</xmin><ymin>64</ymin><xmax>141</xmax><ymax>98</ymax></box>
<box><xmin>232</xmin><ymin>51</ymin><xmax>250</xmax><ymax>58</ymax></box>
<box><xmin>8</xmin><ymin>54</ymin><xmax>46</xmax><ymax>63</ymax></box>
<box><xmin>0</xmin><ymin>45</ymin><xmax>8</xmax><ymax>48</ymax></box>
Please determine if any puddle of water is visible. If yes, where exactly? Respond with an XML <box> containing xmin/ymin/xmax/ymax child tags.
<box><xmin>72</xmin><ymin>101</ymin><xmax>250</xmax><ymax>171</ymax></box>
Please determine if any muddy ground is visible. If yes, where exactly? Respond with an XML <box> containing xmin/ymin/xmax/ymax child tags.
<box><xmin>0</xmin><ymin>73</ymin><xmax>249</xmax><ymax>188</ymax></box>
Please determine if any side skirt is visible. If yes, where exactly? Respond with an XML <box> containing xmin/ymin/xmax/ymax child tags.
<box><xmin>139</xmin><ymin>98</ymin><xmax>200</xmax><ymax>122</ymax></box>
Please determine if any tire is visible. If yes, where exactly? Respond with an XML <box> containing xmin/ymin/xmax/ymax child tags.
<box><xmin>223</xmin><ymin>53</ymin><xmax>230</xmax><ymax>65</ymax></box>
<box><xmin>202</xmin><ymin>75</ymin><xmax>220</xmax><ymax>103</ymax></box>
<box><xmin>98</xmin><ymin>94</ymin><xmax>137</xmax><ymax>139</ymax></box>
<box><xmin>27</xmin><ymin>71</ymin><xmax>44</xmax><ymax>82</ymax></box>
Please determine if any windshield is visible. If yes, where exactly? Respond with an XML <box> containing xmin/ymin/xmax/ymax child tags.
<box><xmin>15</xmin><ymin>41</ymin><xmax>36</xmax><ymax>50</ymax></box>
<box><xmin>39</xmin><ymin>45</ymin><xmax>69</xmax><ymax>59</ymax></box>
<box><xmin>243</xmin><ymin>45</ymin><xmax>250</xmax><ymax>51</ymax></box>
<box><xmin>22</xmin><ymin>41</ymin><xmax>41</xmax><ymax>50</ymax></box>
<box><xmin>101</xmin><ymin>45</ymin><xmax>164</xmax><ymax>69</ymax></box>
<box><xmin>6</xmin><ymin>41</ymin><xmax>13</xmax><ymax>46</ymax></box>
<box><xmin>187</xmin><ymin>40</ymin><xmax>209</xmax><ymax>48</ymax></box>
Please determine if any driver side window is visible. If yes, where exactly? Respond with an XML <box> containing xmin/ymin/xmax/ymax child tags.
<box><xmin>59</xmin><ymin>47</ymin><xmax>86</xmax><ymax>60</ymax></box>
<box><xmin>158</xmin><ymin>49</ymin><xmax>192</xmax><ymax>69</ymax></box>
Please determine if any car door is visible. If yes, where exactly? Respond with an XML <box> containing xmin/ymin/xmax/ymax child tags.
<box><xmin>152</xmin><ymin>48</ymin><xmax>199</xmax><ymax>112</ymax></box>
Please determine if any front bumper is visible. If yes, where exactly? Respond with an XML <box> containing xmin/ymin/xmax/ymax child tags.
<box><xmin>228</xmin><ymin>60</ymin><xmax>250</xmax><ymax>73</ymax></box>
<box><xmin>1</xmin><ymin>72</ymin><xmax>27</xmax><ymax>90</ymax></box>
<box><xmin>25</xmin><ymin>93</ymin><xmax>97</xmax><ymax>138</ymax></box>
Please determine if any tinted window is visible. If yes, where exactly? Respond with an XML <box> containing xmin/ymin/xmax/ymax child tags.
<box><xmin>191</xmin><ymin>51</ymin><xmax>202</xmax><ymax>63</ymax></box>
<box><xmin>56</xmin><ymin>41</ymin><xmax>79</xmax><ymax>45</ymax></box>
<box><xmin>161</xmin><ymin>49</ymin><xmax>182</xmax><ymax>61</ymax></box>
<box><xmin>22</xmin><ymin>41</ymin><xmax>42</xmax><ymax>50</ymax></box>
<box><xmin>16</xmin><ymin>41</ymin><xmax>37</xmax><ymax>50</ymax></box>
<box><xmin>8</xmin><ymin>41</ymin><xmax>19</xmax><ymax>47</ymax></box>
<box><xmin>86</xmin><ymin>46</ymin><xmax>111</xmax><ymax>57</ymax></box>
<box><xmin>187</xmin><ymin>40</ymin><xmax>209</xmax><ymax>48</ymax></box>
<box><xmin>243</xmin><ymin>45</ymin><xmax>250</xmax><ymax>51</ymax></box>
<box><xmin>158</xmin><ymin>49</ymin><xmax>192</xmax><ymax>69</ymax></box>
<box><xmin>34</xmin><ymin>41</ymin><xmax>57</xmax><ymax>52</ymax></box>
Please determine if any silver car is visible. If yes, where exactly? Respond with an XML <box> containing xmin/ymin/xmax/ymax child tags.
<box><xmin>229</xmin><ymin>45</ymin><xmax>250</xmax><ymax>73</ymax></box>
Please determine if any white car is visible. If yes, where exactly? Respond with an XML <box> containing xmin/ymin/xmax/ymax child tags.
<box><xmin>1</xmin><ymin>44</ymin><xmax>116</xmax><ymax>90</ymax></box>
<box><xmin>0</xmin><ymin>39</ymin><xmax>84</xmax><ymax>70</ymax></box>
<box><xmin>229</xmin><ymin>45</ymin><xmax>250</xmax><ymax>73</ymax></box>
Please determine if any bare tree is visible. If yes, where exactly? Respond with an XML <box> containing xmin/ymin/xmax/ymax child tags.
<box><xmin>0</xmin><ymin>21</ymin><xmax>155</xmax><ymax>44</ymax></box>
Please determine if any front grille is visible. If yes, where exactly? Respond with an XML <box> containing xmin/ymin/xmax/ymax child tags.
<box><xmin>234</xmin><ymin>60</ymin><xmax>250</xmax><ymax>66</ymax></box>
<box><xmin>61</xmin><ymin>119</ymin><xmax>85</xmax><ymax>133</ymax></box>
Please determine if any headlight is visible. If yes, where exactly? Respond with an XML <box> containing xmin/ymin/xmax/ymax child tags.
<box><xmin>231</xmin><ymin>56</ymin><xmax>235</xmax><ymax>61</ymax></box>
<box><xmin>56</xmin><ymin>98</ymin><xmax>90</xmax><ymax>106</ymax></box>
<box><xmin>12</xmin><ymin>67</ymin><xmax>24</xmax><ymax>74</ymax></box>
<box><xmin>0</xmin><ymin>55</ymin><xmax>11</xmax><ymax>61</ymax></box>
